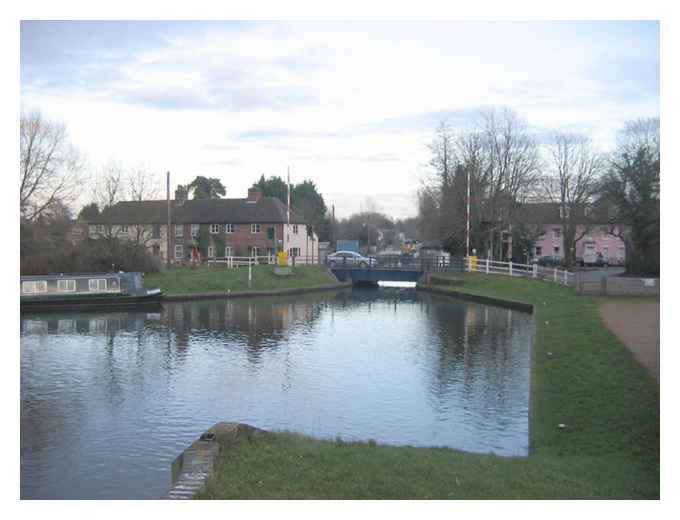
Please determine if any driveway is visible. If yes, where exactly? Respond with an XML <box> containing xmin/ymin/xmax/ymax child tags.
<box><xmin>598</xmin><ymin>298</ymin><xmax>660</xmax><ymax>383</ymax></box>
<box><xmin>576</xmin><ymin>267</ymin><xmax>625</xmax><ymax>282</ymax></box>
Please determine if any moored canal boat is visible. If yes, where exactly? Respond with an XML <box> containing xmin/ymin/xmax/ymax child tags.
<box><xmin>20</xmin><ymin>272</ymin><xmax>162</xmax><ymax>311</ymax></box>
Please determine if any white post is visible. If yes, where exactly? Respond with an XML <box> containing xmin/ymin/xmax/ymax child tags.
<box><xmin>248</xmin><ymin>262</ymin><xmax>252</xmax><ymax>288</ymax></box>
<box><xmin>533</xmin><ymin>263</ymin><xmax>537</xmax><ymax>278</ymax></box>
<box><xmin>553</xmin><ymin>268</ymin><xmax>557</xmax><ymax>282</ymax></box>
<box><xmin>509</xmin><ymin>261</ymin><xmax>513</xmax><ymax>277</ymax></box>
<box><xmin>563</xmin><ymin>269</ymin><xmax>568</xmax><ymax>286</ymax></box>
<box><xmin>486</xmin><ymin>258</ymin><xmax>490</xmax><ymax>274</ymax></box>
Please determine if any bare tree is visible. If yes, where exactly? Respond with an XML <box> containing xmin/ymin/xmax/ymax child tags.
<box><xmin>20</xmin><ymin>112</ymin><xmax>84</xmax><ymax>221</ymax></box>
<box><xmin>543</xmin><ymin>133</ymin><xmax>604</xmax><ymax>267</ymax></box>
<box><xmin>128</xmin><ymin>166</ymin><xmax>161</xmax><ymax>248</ymax></box>
<box><xmin>457</xmin><ymin>108</ymin><xmax>540</xmax><ymax>259</ymax></box>
<box><xmin>92</xmin><ymin>161</ymin><xmax>127</xmax><ymax>242</ymax></box>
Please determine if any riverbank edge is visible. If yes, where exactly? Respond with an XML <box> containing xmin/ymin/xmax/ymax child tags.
<box><xmin>164</xmin><ymin>423</ymin><xmax>267</xmax><ymax>499</ymax></box>
<box><xmin>416</xmin><ymin>283</ymin><xmax>534</xmax><ymax>313</ymax></box>
<box><xmin>161</xmin><ymin>281</ymin><xmax>351</xmax><ymax>302</ymax></box>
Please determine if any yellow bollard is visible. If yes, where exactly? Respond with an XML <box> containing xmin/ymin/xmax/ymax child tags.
<box><xmin>469</xmin><ymin>255</ymin><xmax>478</xmax><ymax>272</ymax></box>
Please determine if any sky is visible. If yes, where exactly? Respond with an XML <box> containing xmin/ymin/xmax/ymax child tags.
<box><xmin>20</xmin><ymin>20</ymin><xmax>659</xmax><ymax>219</ymax></box>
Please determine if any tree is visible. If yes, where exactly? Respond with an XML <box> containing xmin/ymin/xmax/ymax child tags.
<box><xmin>253</xmin><ymin>175</ymin><xmax>333</xmax><ymax>241</ymax></box>
<box><xmin>20</xmin><ymin>112</ymin><xmax>84</xmax><ymax>221</ymax></box>
<box><xmin>127</xmin><ymin>166</ymin><xmax>161</xmax><ymax>250</ymax></box>
<box><xmin>78</xmin><ymin>202</ymin><xmax>100</xmax><ymax>221</ymax></box>
<box><xmin>252</xmin><ymin>175</ymin><xmax>288</xmax><ymax>203</ymax></box>
<box><xmin>187</xmin><ymin>176</ymin><xmax>226</xmax><ymax>199</ymax></box>
<box><xmin>418</xmin><ymin>109</ymin><xmax>540</xmax><ymax>260</ymax></box>
<box><xmin>601</xmin><ymin>132</ymin><xmax>660</xmax><ymax>276</ymax></box>
<box><xmin>542</xmin><ymin>133</ymin><xmax>604</xmax><ymax>267</ymax></box>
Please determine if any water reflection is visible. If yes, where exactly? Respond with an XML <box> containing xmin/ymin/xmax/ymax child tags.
<box><xmin>21</xmin><ymin>287</ymin><xmax>533</xmax><ymax>499</ymax></box>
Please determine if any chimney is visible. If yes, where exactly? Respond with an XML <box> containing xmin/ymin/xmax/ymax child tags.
<box><xmin>247</xmin><ymin>187</ymin><xmax>262</xmax><ymax>203</ymax></box>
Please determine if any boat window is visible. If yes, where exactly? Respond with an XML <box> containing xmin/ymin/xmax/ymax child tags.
<box><xmin>22</xmin><ymin>281</ymin><xmax>47</xmax><ymax>294</ymax></box>
<box><xmin>88</xmin><ymin>279</ymin><xmax>107</xmax><ymax>292</ymax></box>
<box><xmin>57</xmin><ymin>279</ymin><xmax>76</xmax><ymax>292</ymax></box>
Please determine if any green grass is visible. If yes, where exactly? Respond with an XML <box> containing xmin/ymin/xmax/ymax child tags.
<box><xmin>195</xmin><ymin>272</ymin><xmax>659</xmax><ymax>499</ymax></box>
<box><xmin>144</xmin><ymin>265</ymin><xmax>341</xmax><ymax>296</ymax></box>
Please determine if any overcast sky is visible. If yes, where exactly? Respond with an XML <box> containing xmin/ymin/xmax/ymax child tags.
<box><xmin>20</xmin><ymin>21</ymin><xmax>659</xmax><ymax>219</ymax></box>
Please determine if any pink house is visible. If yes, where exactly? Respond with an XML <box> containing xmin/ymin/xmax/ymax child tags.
<box><xmin>514</xmin><ymin>203</ymin><xmax>626</xmax><ymax>265</ymax></box>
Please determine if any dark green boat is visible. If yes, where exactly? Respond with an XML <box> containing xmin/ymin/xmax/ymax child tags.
<box><xmin>20</xmin><ymin>272</ymin><xmax>162</xmax><ymax>312</ymax></box>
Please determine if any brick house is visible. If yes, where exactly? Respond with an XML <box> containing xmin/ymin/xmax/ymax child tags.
<box><xmin>86</xmin><ymin>188</ymin><xmax>319</xmax><ymax>264</ymax></box>
<box><xmin>511</xmin><ymin>202</ymin><xmax>626</xmax><ymax>265</ymax></box>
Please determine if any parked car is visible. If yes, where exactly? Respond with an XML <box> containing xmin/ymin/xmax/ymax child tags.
<box><xmin>533</xmin><ymin>255</ymin><xmax>563</xmax><ymax>267</ymax></box>
<box><xmin>578</xmin><ymin>253</ymin><xmax>608</xmax><ymax>268</ymax></box>
<box><xmin>326</xmin><ymin>251</ymin><xmax>377</xmax><ymax>268</ymax></box>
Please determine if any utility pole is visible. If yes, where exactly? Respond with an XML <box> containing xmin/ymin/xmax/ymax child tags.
<box><xmin>166</xmin><ymin>171</ymin><xmax>171</xmax><ymax>268</ymax></box>
<box><xmin>466</xmin><ymin>166</ymin><xmax>470</xmax><ymax>258</ymax></box>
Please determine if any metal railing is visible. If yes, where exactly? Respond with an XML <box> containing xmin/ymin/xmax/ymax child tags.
<box><xmin>466</xmin><ymin>257</ymin><xmax>576</xmax><ymax>287</ymax></box>
<box><xmin>206</xmin><ymin>255</ymin><xmax>322</xmax><ymax>268</ymax></box>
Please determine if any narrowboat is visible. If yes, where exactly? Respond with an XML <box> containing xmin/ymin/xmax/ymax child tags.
<box><xmin>20</xmin><ymin>272</ymin><xmax>162</xmax><ymax>312</ymax></box>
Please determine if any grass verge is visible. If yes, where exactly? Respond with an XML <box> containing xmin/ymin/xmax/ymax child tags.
<box><xmin>195</xmin><ymin>272</ymin><xmax>659</xmax><ymax>499</ymax></box>
<box><xmin>144</xmin><ymin>265</ymin><xmax>341</xmax><ymax>297</ymax></box>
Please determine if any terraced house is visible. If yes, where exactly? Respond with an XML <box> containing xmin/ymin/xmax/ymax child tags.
<box><xmin>86</xmin><ymin>188</ymin><xmax>319</xmax><ymax>263</ymax></box>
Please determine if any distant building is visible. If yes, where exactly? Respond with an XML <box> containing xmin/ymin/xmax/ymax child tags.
<box><xmin>511</xmin><ymin>202</ymin><xmax>626</xmax><ymax>265</ymax></box>
<box><xmin>85</xmin><ymin>188</ymin><xmax>319</xmax><ymax>263</ymax></box>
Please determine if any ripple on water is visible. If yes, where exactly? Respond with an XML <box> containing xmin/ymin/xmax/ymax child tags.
<box><xmin>20</xmin><ymin>288</ymin><xmax>533</xmax><ymax>498</ymax></box>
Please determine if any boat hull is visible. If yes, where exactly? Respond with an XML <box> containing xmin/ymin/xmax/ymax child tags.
<box><xmin>20</xmin><ymin>292</ymin><xmax>163</xmax><ymax>313</ymax></box>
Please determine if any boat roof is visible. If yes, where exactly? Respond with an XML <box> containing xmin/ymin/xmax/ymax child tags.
<box><xmin>20</xmin><ymin>272</ymin><xmax>139</xmax><ymax>281</ymax></box>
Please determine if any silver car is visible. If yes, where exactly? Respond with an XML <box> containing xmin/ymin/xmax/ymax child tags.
<box><xmin>326</xmin><ymin>251</ymin><xmax>377</xmax><ymax>268</ymax></box>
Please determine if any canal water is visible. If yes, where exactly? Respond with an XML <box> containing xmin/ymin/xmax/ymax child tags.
<box><xmin>20</xmin><ymin>286</ymin><xmax>534</xmax><ymax>499</ymax></box>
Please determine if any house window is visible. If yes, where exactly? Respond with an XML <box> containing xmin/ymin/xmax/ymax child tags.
<box><xmin>225</xmin><ymin>246</ymin><xmax>233</xmax><ymax>257</ymax></box>
<box><xmin>57</xmin><ymin>279</ymin><xmax>76</xmax><ymax>292</ymax></box>
<box><xmin>175</xmin><ymin>225</ymin><xmax>183</xmax><ymax>237</ymax></box>
<box><xmin>603</xmin><ymin>246</ymin><xmax>609</xmax><ymax>258</ymax></box>
<box><xmin>225</xmin><ymin>224</ymin><xmax>234</xmax><ymax>233</ymax></box>
<box><xmin>553</xmin><ymin>246</ymin><xmax>560</xmax><ymax>255</ymax></box>
<box><xmin>152</xmin><ymin>224</ymin><xmax>161</xmax><ymax>239</ymax></box>
<box><xmin>250</xmin><ymin>246</ymin><xmax>260</xmax><ymax>257</ymax></box>
<box><xmin>553</xmin><ymin>228</ymin><xmax>562</xmax><ymax>239</ymax></box>
<box><xmin>22</xmin><ymin>281</ymin><xmax>47</xmax><ymax>294</ymax></box>
<box><xmin>191</xmin><ymin>224</ymin><xmax>200</xmax><ymax>238</ymax></box>
<box><xmin>175</xmin><ymin>245</ymin><xmax>183</xmax><ymax>259</ymax></box>
<box><xmin>293</xmin><ymin>224</ymin><xmax>299</xmax><ymax>234</ymax></box>
<box><xmin>535</xmin><ymin>246</ymin><xmax>542</xmax><ymax>256</ymax></box>
<box><xmin>152</xmin><ymin>244</ymin><xmax>160</xmax><ymax>256</ymax></box>
<box><xmin>210</xmin><ymin>224</ymin><xmax>220</xmax><ymax>234</ymax></box>
<box><xmin>208</xmin><ymin>246</ymin><xmax>215</xmax><ymax>258</ymax></box>
<box><xmin>618</xmin><ymin>246</ymin><xmax>625</xmax><ymax>259</ymax></box>
<box><xmin>120</xmin><ymin>225</ymin><xmax>129</xmax><ymax>234</ymax></box>
<box><xmin>290</xmin><ymin>247</ymin><xmax>300</xmax><ymax>257</ymax></box>
<box><xmin>251</xmin><ymin>223</ymin><xmax>261</xmax><ymax>234</ymax></box>
<box><xmin>88</xmin><ymin>279</ymin><xmax>107</xmax><ymax>292</ymax></box>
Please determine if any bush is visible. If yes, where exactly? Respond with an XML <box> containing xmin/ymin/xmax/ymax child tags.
<box><xmin>20</xmin><ymin>220</ymin><xmax>160</xmax><ymax>275</ymax></box>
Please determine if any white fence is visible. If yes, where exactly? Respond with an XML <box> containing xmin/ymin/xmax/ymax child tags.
<box><xmin>206</xmin><ymin>255</ymin><xmax>319</xmax><ymax>268</ymax></box>
<box><xmin>466</xmin><ymin>257</ymin><xmax>576</xmax><ymax>287</ymax></box>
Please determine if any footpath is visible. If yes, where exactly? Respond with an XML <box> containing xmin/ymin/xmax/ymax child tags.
<box><xmin>599</xmin><ymin>298</ymin><xmax>660</xmax><ymax>383</ymax></box>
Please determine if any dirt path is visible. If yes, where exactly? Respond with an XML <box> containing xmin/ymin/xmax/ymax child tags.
<box><xmin>598</xmin><ymin>299</ymin><xmax>659</xmax><ymax>383</ymax></box>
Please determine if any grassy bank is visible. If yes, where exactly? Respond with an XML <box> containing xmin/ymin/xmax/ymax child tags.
<box><xmin>196</xmin><ymin>273</ymin><xmax>659</xmax><ymax>499</ymax></box>
<box><xmin>144</xmin><ymin>265</ymin><xmax>341</xmax><ymax>296</ymax></box>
